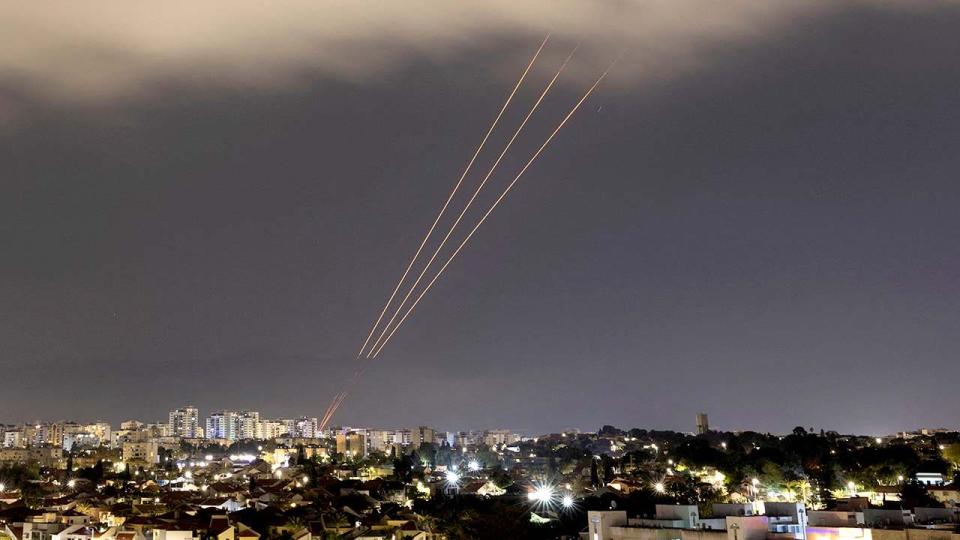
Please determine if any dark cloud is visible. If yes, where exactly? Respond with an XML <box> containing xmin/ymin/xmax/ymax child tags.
<box><xmin>1</xmin><ymin>2</ymin><xmax>959</xmax><ymax>435</ymax></box>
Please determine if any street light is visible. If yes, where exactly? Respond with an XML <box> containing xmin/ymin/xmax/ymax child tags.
<box><xmin>445</xmin><ymin>470</ymin><xmax>461</xmax><ymax>485</ymax></box>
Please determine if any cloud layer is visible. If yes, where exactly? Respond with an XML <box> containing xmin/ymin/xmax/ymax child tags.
<box><xmin>0</xmin><ymin>1</ymin><xmax>846</xmax><ymax>104</ymax></box>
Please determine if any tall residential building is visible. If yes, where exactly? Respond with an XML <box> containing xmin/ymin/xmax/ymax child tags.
<box><xmin>336</xmin><ymin>430</ymin><xmax>368</xmax><ymax>458</ymax></box>
<box><xmin>368</xmin><ymin>429</ymin><xmax>394</xmax><ymax>452</ymax></box>
<box><xmin>696</xmin><ymin>412</ymin><xmax>710</xmax><ymax>435</ymax></box>
<box><xmin>294</xmin><ymin>417</ymin><xmax>319</xmax><ymax>439</ymax></box>
<box><xmin>206</xmin><ymin>411</ymin><xmax>238</xmax><ymax>441</ymax></box>
<box><xmin>394</xmin><ymin>429</ymin><xmax>412</xmax><ymax>446</ymax></box>
<box><xmin>413</xmin><ymin>426</ymin><xmax>435</xmax><ymax>448</ymax></box>
<box><xmin>3</xmin><ymin>430</ymin><xmax>23</xmax><ymax>448</ymax></box>
<box><xmin>237</xmin><ymin>411</ymin><xmax>261</xmax><ymax>439</ymax></box>
<box><xmin>483</xmin><ymin>429</ymin><xmax>520</xmax><ymax>447</ymax></box>
<box><xmin>122</xmin><ymin>441</ymin><xmax>159</xmax><ymax>465</ymax></box>
<box><xmin>260</xmin><ymin>419</ymin><xmax>291</xmax><ymax>439</ymax></box>
<box><xmin>169</xmin><ymin>406</ymin><xmax>199</xmax><ymax>438</ymax></box>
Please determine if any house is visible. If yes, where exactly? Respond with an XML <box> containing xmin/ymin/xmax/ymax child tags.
<box><xmin>459</xmin><ymin>481</ymin><xmax>505</xmax><ymax>497</ymax></box>
<box><xmin>928</xmin><ymin>483</ymin><xmax>960</xmax><ymax>506</ymax></box>
<box><xmin>234</xmin><ymin>524</ymin><xmax>259</xmax><ymax>540</ymax></box>
<box><xmin>197</xmin><ymin>498</ymin><xmax>243</xmax><ymax>513</ymax></box>
<box><xmin>50</xmin><ymin>524</ymin><xmax>96</xmax><ymax>540</ymax></box>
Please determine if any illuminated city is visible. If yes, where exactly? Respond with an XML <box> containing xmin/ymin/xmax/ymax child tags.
<box><xmin>2</xmin><ymin>416</ymin><xmax>960</xmax><ymax>539</ymax></box>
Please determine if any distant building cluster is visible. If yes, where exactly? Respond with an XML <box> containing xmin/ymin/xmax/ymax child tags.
<box><xmin>0</xmin><ymin>406</ymin><xmax>522</xmax><ymax>473</ymax></box>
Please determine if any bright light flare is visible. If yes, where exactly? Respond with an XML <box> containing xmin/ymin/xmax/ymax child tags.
<box><xmin>445</xmin><ymin>470</ymin><xmax>461</xmax><ymax>485</ymax></box>
<box><xmin>528</xmin><ymin>485</ymin><xmax>554</xmax><ymax>503</ymax></box>
<box><xmin>562</xmin><ymin>494</ymin><xmax>574</xmax><ymax>508</ymax></box>
<box><xmin>468</xmin><ymin>460</ymin><xmax>480</xmax><ymax>471</ymax></box>
<box><xmin>654</xmin><ymin>482</ymin><xmax>666</xmax><ymax>493</ymax></box>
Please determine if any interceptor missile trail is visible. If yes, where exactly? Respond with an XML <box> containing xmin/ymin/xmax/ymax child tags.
<box><xmin>365</xmin><ymin>45</ymin><xmax>580</xmax><ymax>358</ymax></box>
<box><xmin>369</xmin><ymin>56</ymin><xmax>621</xmax><ymax>359</ymax></box>
<box><xmin>322</xmin><ymin>391</ymin><xmax>348</xmax><ymax>430</ymax></box>
<box><xmin>319</xmin><ymin>391</ymin><xmax>344</xmax><ymax>429</ymax></box>
<box><xmin>354</xmin><ymin>34</ymin><xmax>550</xmax><ymax>359</ymax></box>
<box><xmin>319</xmin><ymin>363</ymin><xmax>373</xmax><ymax>430</ymax></box>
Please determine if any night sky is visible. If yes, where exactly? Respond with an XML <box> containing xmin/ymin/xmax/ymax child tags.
<box><xmin>2</xmin><ymin>2</ymin><xmax>959</xmax><ymax>435</ymax></box>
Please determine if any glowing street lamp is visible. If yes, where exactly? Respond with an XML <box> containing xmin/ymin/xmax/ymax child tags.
<box><xmin>445</xmin><ymin>470</ymin><xmax>461</xmax><ymax>485</ymax></box>
<box><xmin>654</xmin><ymin>482</ymin><xmax>666</xmax><ymax>493</ymax></box>
<box><xmin>527</xmin><ymin>484</ymin><xmax>555</xmax><ymax>505</ymax></box>
<box><xmin>468</xmin><ymin>460</ymin><xmax>480</xmax><ymax>472</ymax></box>
<box><xmin>562</xmin><ymin>494</ymin><xmax>574</xmax><ymax>509</ymax></box>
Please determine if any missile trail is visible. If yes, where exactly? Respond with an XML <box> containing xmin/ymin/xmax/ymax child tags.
<box><xmin>369</xmin><ymin>56</ymin><xmax>621</xmax><ymax>359</ymax></box>
<box><xmin>319</xmin><ymin>390</ymin><xmax>344</xmax><ymax>429</ymax></box>
<box><xmin>365</xmin><ymin>45</ymin><xmax>580</xmax><ymax>358</ymax></box>
<box><xmin>324</xmin><ymin>52</ymin><xmax>623</xmax><ymax>429</ymax></box>
<box><xmin>354</xmin><ymin>34</ymin><xmax>550</xmax><ymax>359</ymax></box>
<box><xmin>319</xmin><ymin>362</ymin><xmax>373</xmax><ymax>429</ymax></box>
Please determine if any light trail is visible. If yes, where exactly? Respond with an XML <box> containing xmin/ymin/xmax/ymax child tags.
<box><xmin>319</xmin><ymin>363</ymin><xmax>372</xmax><ymax>430</ymax></box>
<box><xmin>365</xmin><ymin>45</ymin><xmax>580</xmax><ymax>358</ymax></box>
<box><xmin>354</xmin><ymin>34</ymin><xmax>550</xmax><ymax>359</ymax></box>
<box><xmin>319</xmin><ymin>391</ymin><xmax>344</xmax><ymax>430</ymax></box>
<box><xmin>369</xmin><ymin>56</ymin><xmax>621</xmax><ymax>359</ymax></box>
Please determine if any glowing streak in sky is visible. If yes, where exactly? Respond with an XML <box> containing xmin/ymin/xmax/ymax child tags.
<box><xmin>365</xmin><ymin>44</ymin><xmax>579</xmax><ymax>359</ymax></box>
<box><xmin>354</xmin><ymin>34</ymin><xmax>550</xmax><ymax>359</ymax></box>
<box><xmin>370</xmin><ymin>55</ymin><xmax>620</xmax><ymax>359</ymax></box>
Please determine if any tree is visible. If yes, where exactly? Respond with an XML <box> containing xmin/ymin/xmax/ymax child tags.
<box><xmin>590</xmin><ymin>459</ymin><xmax>599</xmax><ymax>488</ymax></box>
<box><xmin>900</xmin><ymin>481</ymin><xmax>941</xmax><ymax>509</ymax></box>
<box><xmin>393</xmin><ymin>453</ymin><xmax>415</xmax><ymax>483</ymax></box>
<box><xmin>941</xmin><ymin>444</ymin><xmax>960</xmax><ymax>472</ymax></box>
<box><xmin>599</xmin><ymin>425</ymin><xmax>623</xmax><ymax>437</ymax></box>
<box><xmin>296</xmin><ymin>445</ymin><xmax>306</xmax><ymax>465</ymax></box>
